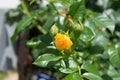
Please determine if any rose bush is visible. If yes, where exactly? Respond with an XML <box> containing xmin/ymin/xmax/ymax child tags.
<box><xmin>6</xmin><ymin>0</ymin><xmax>120</xmax><ymax>80</ymax></box>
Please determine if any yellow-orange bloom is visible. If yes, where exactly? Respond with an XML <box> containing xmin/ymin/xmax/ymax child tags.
<box><xmin>54</xmin><ymin>33</ymin><xmax>72</xmax><ymax>50</ymax></box>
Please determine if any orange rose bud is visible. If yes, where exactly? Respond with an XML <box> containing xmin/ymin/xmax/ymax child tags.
<box><xmin>54</xmin><ymin>33</ymin><xmax>72</xmax><ymax>50</ymax></box>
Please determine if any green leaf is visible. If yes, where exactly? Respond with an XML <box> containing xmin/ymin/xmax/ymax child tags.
<box><xmin>11</xmin><ymin>16</ymin><xmax>33</xmax><ymax>41</ymax></box>
<box><xmin>31</xmin><ymin>49</ymin><xmax>41</xmax><ymax>59</ymax></box>
<box><xmin>62</xmin><ymin>73</ymin><xmax>83</xmax><ymax>80</ymax></box>
<box><xmin>115</xmin><ymin>42</ymin><xmax>120</xmax><ymax>55</ymax></box>
<box><xmin>59</xmin><ymin>67</ymin><xmax>78</xmax><ymax>74</ymax></box>
<box><xmin>26</xmin><ymin>38</ymin><xmax>41</xmax><ymax>48</ymax></box>
<box><xmin>84</xmin><ymin>17</ymin><xmax>97</xmax><ymax>32</ymax></box>
<box><xmin>59</xmin><ymin>58</ymin><xmax>78</xmax><ymax>74</ymax></box>
<box><xmin>62</xmin><ymin>0</ymin><xmax>76</xmax><ymax>9</ymax></box>
<box><xmin>81</xmin><ymin>61</ymin><xmax>100</xmax><ymax>75</ymax></box>
<box><xmin>43</xmin><ymin>15</ymin><xmax>55</xmax><ymax>31</ymax></box>
<box><xmin>30</xmin><ymin>0</ymin><xmax>37</xmax><ymax>5</ymax></box>
<box><xmin>115</xmin><ymin>42</ymin><xmax>120</xmax><ymax>49</ymax></box>
<box><xmin>107</xmin><ymin>65</ymin><xmax>120</xmax><ymax>78</ymax></box>
<box><xmin>59</xmin><ymin>0</ymin><xmax>69</xmax><ymax>2</ymax></box>
<box><xmin>33</xmin><ymin>54</ymin><xmax>60</xmax><ymax>67</ymax></box>
<box><xmin>68</xmin><ymin>0</ymin><xmax>85</xmax><ymax>20</ymax></box>
<box><xmin>40</xmin><ymin>32</ymin><xmax>52</xmax><ymax>44</ymax></box>
<box><xmin>91</xmin><ymin>31</ymin><xmax>109</xmax><ymax>46</ymax></box>
<box><xmin>50</xmin><ymin>0</ymin><xmax>69</xmax><ymax>3</ymax></box>
<box><xmin>80</xmin><ymin>27</ymin><xmax>96</xmax><ymax>42</ymax></box>
<box><xmin>88</xmin><ymin>45</ymin><xmax>104</xmax><ymax>54</ymax></box>
<box><xmin>91</xmin><ymin>14</ymin><xmax>115</xmax><ymax>34</ymax></box>
<box><xmin>108</xmin><ymin>47</ymin><xmax>120</xmax><ymax>68</ymax></box>
<box><xmin>82</xmin><ymin>73</ymin><xmax>103</xmax><ymax>80</ymax></box>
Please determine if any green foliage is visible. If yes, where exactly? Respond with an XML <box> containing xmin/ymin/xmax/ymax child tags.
<box><xmin>33</xmin><ymin>53</ymin><xmax>61</xmax><ymax>67</ymax></box>
<box><xmin>82</xmin><ymin>73</ymin><xmax>103</xmax><ymax>80</ymax></box>
<box><xmin>108</xmin><ymin>46</ymin><xmax>120</xmax><ymax>68</ymax></box>
<box><xmin>90</xmin><ymin>14</ymin><xmax>115</xmax><ymax>34</ymax></box>
<box><xmin>7</xmin><ymin>0</ymin><xmax>120</xmax><ymax>80</ymax></box>
<box><xmin>80</xmin><ymin>27</ymin><xmax>95</xmax><ymax>42</ymax></box>
<box><xmin>81</xmin><ymin>61</ymin><xmax>100</xmax><ymax>75</ymax></box>
<box><xmin>59</xmin><ymin>57</ymin><xmax>78</xmax><ymax>74</ymax></box>
<box><xmin>63</xmin><ymin>73</ymin><xmax>83</xmax><ymax>80</ymax></box>
<box><xmin>11</xmin><ymin>16</ymin><xmax>33</xmax><ymax>41</ymax></box>
<box><xmin>68</xmin><ymin>0</ymin><xmax>85</xmax><ymax>21</ymax></box>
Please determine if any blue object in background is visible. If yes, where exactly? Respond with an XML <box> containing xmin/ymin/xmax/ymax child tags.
<box><xmin>36</xmin><ymin>73</ymin><xmax>55</xmax><ymax>80</ymax></box>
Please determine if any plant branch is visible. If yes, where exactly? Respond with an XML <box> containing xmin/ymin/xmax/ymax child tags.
<box><xmin>20</xmin><ymin>0</ymin><xmax>47</xmax><ymax>34</ymax></box>
<box><xmin>21</xmin><ymin>0</ymin><xmax>31</xmax><ymax>16</ymax></box>
<box><xmin>36</xmin><ymin>25</ymin><xmax>47</xmax><ymax>34</ymax></box>
<box><xmin>72</xmin><ymin>52</ymin><xmax>81</xmax><ymax>75</ymax></box>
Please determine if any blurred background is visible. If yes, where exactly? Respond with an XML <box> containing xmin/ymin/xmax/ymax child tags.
<box><xmin>0</xmin><ymin>0</ymin><xmax>120</xmax><ymax>80</ymax></box>
<box><xmin>0</xmin><ymin>0</ymin><xmax>19</xmax><ymax>80</ymax></box>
